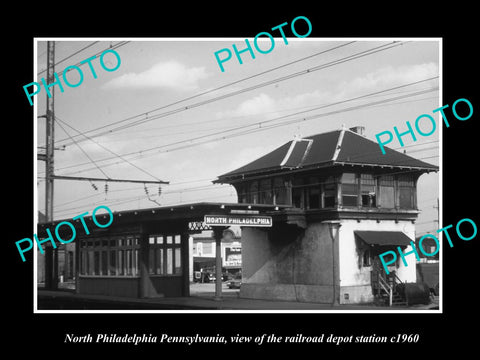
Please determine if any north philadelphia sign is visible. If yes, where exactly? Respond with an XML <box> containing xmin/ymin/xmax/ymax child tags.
<box><xmin>204</xmin><ymin>215</ymin><xmax>273</xmax><ymax>227</ymax></box>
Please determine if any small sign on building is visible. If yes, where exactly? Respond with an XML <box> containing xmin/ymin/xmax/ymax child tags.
<box><xmin>225</xmin><ymin>247</ymin><xmax>242</xmax><ymax>267</ymax></box>
<box><xmin>204</xmin><ymin>215</ymin><xmax>273</xmax><ymax>227</ymax></box>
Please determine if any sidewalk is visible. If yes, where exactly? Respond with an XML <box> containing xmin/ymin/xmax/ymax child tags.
<box><xmin>37</xmin><ymin>289</ymin><xmax>439</xmax><ymax>311</ymax></box>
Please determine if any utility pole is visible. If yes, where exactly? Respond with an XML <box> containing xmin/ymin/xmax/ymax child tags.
<box><xmin>45</xmin><ymin>41</ymin><xmax>57</xmax><ymax>290</ymax></box>
<box><xmin>38</xmin><ymin>41</ymin><xmax>169</xmax><ymax>291</ymax></box>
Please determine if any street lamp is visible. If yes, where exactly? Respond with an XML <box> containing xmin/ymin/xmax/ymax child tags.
<box><xmin>322</xmin><ymin>220</ymin><xmax>341</xmax><ymax>306</ymax></box>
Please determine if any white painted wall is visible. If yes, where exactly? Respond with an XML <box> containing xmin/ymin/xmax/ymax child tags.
<box><xmin>338</xmin><ymin>219</ymin><xmax>416</xmax><ymax>287</ymax></box>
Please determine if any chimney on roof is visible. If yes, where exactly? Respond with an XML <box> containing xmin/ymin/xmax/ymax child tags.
<box><xmin>349</xmin><ymin>126</ymin><xmax>365</xmax><ymax>136</ymax></box>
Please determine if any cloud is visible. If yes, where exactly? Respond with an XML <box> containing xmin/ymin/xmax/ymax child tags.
<box><xmin>102</xmin><ymin>61</ymin><xmax>208</xmax><ymax>91</ymax></box>
<box><xmin>336</xmin><ymin>62</ymin><xmax>439</xmax><ymax>99</ymax></box>
<box><xmin>214</xmin><ymin>62</ymin><xmax>439</xmax><ymax>121</ymax></box>
<box><xmin>215</xmin><ymin>93</ymin><xmax>277</xmax><ymax>119</ymax></box>
<box><xmin>214</xmin><ymin>90</ymin><xmax>329</xmax><ymax>121</ymax></box>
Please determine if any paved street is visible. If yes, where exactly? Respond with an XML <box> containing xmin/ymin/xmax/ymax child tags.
<box><xmin>37</xmin><ymin>284</ymin><xmax>439</xmax><ymax>310</ymax></box>
<box><xmin>190</xmin><ymin>282</ymin><xmax>240</xmax><ymax>298</ymax></box>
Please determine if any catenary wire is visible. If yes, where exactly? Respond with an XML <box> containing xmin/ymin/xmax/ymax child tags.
<box><xmin>37</xmin><ymin>41</ymin><xmax>100</xmax><ymax>76</ymax></box>
<box><xmin>53</xmin><ymin>41</ymin><xmax>404</xmax><ymax>146</ymax></box>
<box><xmin>55</xmin><ymin>116</ymin><xmax>163</xmax><ymax>182</ymax></box>
<box><xmin>45</xmin><ymin>79</ymin><xmax>438</xmax><ymax>175</ymax></box>
<box><xmin>50</xmin><ymin>41</ymin><xmax>357</xmax><ymax>146</ymax></box>
<box><xmin>54</xmin><ymin>118</ymin><xmax>110</xmax><ymax>179</ymax></box>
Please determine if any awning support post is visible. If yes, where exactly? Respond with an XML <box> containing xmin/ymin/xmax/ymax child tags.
<box><xmin>213</xmin><ymin>227</ymin><xmax>226</xmax><ymax>301</ymax></box>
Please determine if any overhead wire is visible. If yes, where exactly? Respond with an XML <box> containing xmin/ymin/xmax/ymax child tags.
<box><xmin>49</xmin><ymin>41</ymin><xmax>357</xmax><ymax>146</ymax></box>
<box><xmin>36</xmin><ymin>41</ymin><xmax>130</xmax><ymax>83</ymax></box>
<box><xmin>54</xmin><ymin>118</ymin><xmax>110</xmax><ymax>179</ymax></box>
<box><xmin>91</xmin><ymin>42</ymin><xmax>407</xmax><ymax>138</ymax></box>
<box><xmin>47</xmin><ymin>145</ymin><xmax>440</xmax><ymax>216</ymax></box>
<box><xmin>44</xmin><ymin>78</ymin><xmax>438</xmax><ymax>176</ymax></box>
<box><xmin>123</xmin><ymin>87</ymin><xmax>439</xmax><ymax>158</ymax></box>
<box><xmin>78</xmin><ymin>85</ymin><xmax>431</xmax><ymax>141</ymax></box>
<box><xmin>37</xmin><ymin>41</ymin><xmax>100</xmax><ymax>76</ymax></box>
<box><xmin>53</xmin><ymin>41</ymin><xmax>404</xmax><ymax>146</ymax></box>
<box><xmin>54</xmin><ymin>115</ymin><xmax>163</xmax><ymax>182</ymax></box>
<box><xmin>36</xmin><ymin>41</ymin><xmax>441</xmax><ymax>216</ymax></box>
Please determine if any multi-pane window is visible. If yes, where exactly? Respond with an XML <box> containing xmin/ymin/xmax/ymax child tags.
<box><xmin>259</xmin><ymin>179</ymin><xmax>273</xmax><ymax>204</ymax></box>
<box><xmin>323</xmin><ymin>176</ymin><xmax>337</xmax><ymax>208</ymax></box>
<box><xmin>341</xmin><ymin>173</ymin><xmax>358</xmax><ymax>206</ymax></box>
<box><xmin>237</xmin><ymin>185</ymin><xmax>247</xmax><ymax>204</ymax></box>
<box><xmin>273</xmin><ymin>177</ymin><xmax>288</xmax><ymax>205</ymax></box>
<box><xmin>379</xmin><ymin>175</ymin><xmax>395</xmax><ymax>208</ymax></box>
<box><xmin>398</xmin><ymin>175</ymin><xmax>415</xmax><ymax>209</ymax></box>
<box><xmin>80</xmin><ymin>235</ymin><xmax>140</xmax><ymax>276</ymax></box>
<box><xmin>306</xmin><ymin>177</ymin><xmax>320</xmax><ymax>209</ymax></box>
<box><xmin>148</xmin><ymin>234</ymin><xmax>182</xmax><ymax>276</ymax></box>
<box><xmin>360</xmin><ymin>174</ymin><xmax>376</xmax><ymax>207</ymax></box>
<box><xmin>249</xmin><ymin>181</ymin><xmax>259</xmax><ymax>204</ymax></box>
<box><xmin>235</xmin><ymin>172</ymin><xmax>415</xmax><ymax>210</ymax></box>
<box><xmin>307</xmin><ymin>187</ymin><xmax>320</xmax><ymax>209</ymax></box>
<box><xmin>292</xmin><ymin>178</ymin><xmax>304</xmax><ymax>208</ymax></box>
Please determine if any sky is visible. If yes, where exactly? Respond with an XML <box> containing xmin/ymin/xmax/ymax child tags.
<box><xmin>34</xmin><ymin>38</ymin><xmax>440</xmax><ymax>236</ymax></box>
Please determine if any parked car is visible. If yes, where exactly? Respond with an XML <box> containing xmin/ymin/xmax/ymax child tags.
<box><xmin>201</xmin><ymin>272</ymin><xmax>215</xmax><ymax>283</ymax></box>
<box><xmin>228</xmin><ymin>274</ymin><xmax>242</xmax><ymax>289</ymax></box>
<box><xmin>222</xmin><ymin>273</ymin><xmax>233</xmax><ymax>281</ymax></box>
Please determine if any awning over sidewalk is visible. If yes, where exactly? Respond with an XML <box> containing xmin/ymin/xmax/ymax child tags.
<box><xmin>354</xmin><ymin>231</ymin><xmax>413</xmax><ymax>246</ymax></box>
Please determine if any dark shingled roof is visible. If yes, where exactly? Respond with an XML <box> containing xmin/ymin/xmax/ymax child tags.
<box><xmin>217</xmin><ymin>128</ymin><xmax>438</xmax><ymax>181</ymax></box>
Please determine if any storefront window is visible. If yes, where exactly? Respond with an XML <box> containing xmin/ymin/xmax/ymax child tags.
<box><xmin>109</xmin><ymin>250</ymin><xmax>116</xmax><ymax>275</ymax></box>
<box><xmin>155</xmin><ymin>248</ymin><xmax>163</xmax><ymax>275</ymax></box>
<box><xmin>166</xmin><ymin>249</ymin><xmax>173</xmax><ymax>275</ymax></box>
<box><xmin>101</xmin><ymin>251</ymin><xmax>108</xmax><ymax>275</ymax></box>
<box><xmin>126</xmin><ymin>249</ymin><xmax>133</xmax><ymax>275</ymax></box>
<box><xmin>148</xmin><ymin>234</ymin><xmax>182</xmax><ymax>276</ymax></box>
<box><xmin>175</xmin><ymin>248</ymin><xmax>182</xmax><ymax>275</ymax></box>
<box><xmin>94</xmin><ymin>251</ymin><xmax>100</xmax><ymax>275</ymax></box>
<box><xmin>79</xmin><ymin>234</ymin><xmax>140</xmax><ymax>277</ymax></box>
<box><xmin>87</xmin><ymin>251</ymin><xmax>94</xmax><ymax>275</ymax></box>
<box><xmin>118</xmin><ymin>250</ymin><xmax>124</xmax><ymax>275</ymax></box>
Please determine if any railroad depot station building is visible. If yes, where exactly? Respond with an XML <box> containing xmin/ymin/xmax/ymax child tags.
<box><xmin>38</xmin><ymin>126</ymin><xmax>438</xmax><ymax>305</ymax></box>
